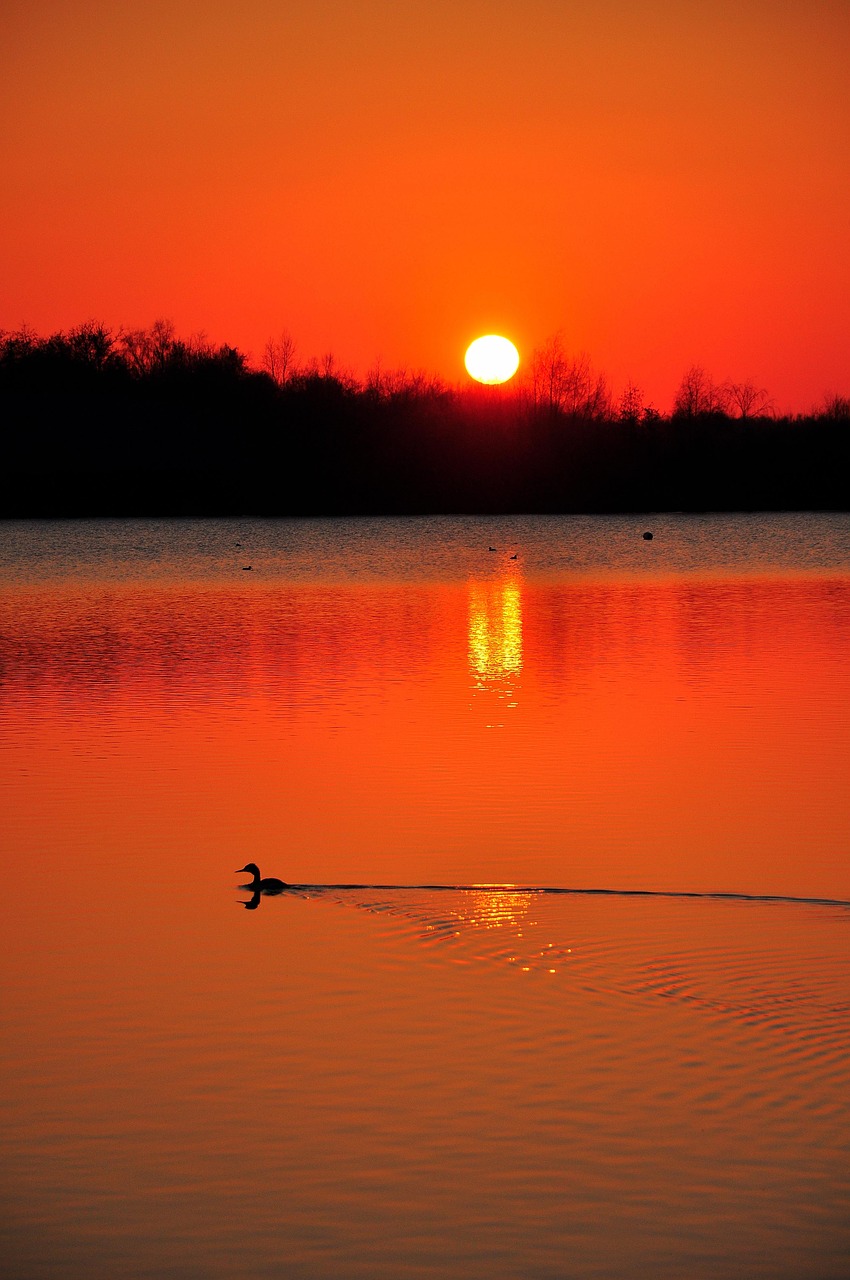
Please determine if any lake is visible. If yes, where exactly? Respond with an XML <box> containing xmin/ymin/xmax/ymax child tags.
<box><xmin>1</xmin><ymin>513</ymin><xmax>849</xmax><ymax>1279</ymax></box>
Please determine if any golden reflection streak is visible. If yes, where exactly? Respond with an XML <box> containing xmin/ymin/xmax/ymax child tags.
<box><xmin>468</xmin><ymin>578</ymin><xmax>523</xmax><ymax>685</ymax></box>
<box><xmin>463</xmin><ymin>887</ymin><xmax>533</xmax><ymax>931</ymax></box>
<box><xmin>451</xmin><ymin>889</ymin><xmax>574</xmax><ymax>973</ymax></box>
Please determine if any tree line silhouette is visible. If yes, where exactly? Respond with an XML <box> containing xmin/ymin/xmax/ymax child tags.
<box><xmin>1</xmin><ymin>321</ymin><xmax>847</xmax><ymax>517</ymax></box>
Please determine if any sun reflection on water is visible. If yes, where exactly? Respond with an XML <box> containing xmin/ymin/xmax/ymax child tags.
<box><xmin>464</xmin><ymin>887</ymin><xmax>533</xmax><ymax>931</ymax></box>
<box><xmin>468</xmin><ymin>578</ymin><xmax>523</xmax><ymax>716</ymax></box>
<box><xmin>408</xmin><ymin>888</ymin><xmax>578</xmax><ymax>974</ymax></box>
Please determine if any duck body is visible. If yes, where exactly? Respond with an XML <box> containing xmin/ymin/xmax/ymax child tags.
<box><xmin>236</xmin><ymin>862</ymin><xmax>288</xmax><ymax>894</ymax></box>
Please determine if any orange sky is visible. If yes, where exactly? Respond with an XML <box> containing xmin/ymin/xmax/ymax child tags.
<box><xmin>2</xmin><ymin>0</ymin><xmax>847</xmax><ymax>411</ymax></box>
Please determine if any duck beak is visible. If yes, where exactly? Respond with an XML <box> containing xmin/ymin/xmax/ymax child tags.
<box><xmin>235</xmin><ymin>867</ymin><xmax>248</xmax><ymax>874</ymax></box>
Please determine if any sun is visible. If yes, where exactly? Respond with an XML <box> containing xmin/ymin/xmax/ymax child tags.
<box><xmin>464</xmin><ymin>334</ymin><xmax>520</xmax><ymax>385</ymax></box>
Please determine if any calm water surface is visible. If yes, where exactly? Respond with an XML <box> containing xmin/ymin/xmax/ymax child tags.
<box><xmin>1</xmin><ymin>514</ymin><xmax>849</xmax><ymax>1278</ymax></box>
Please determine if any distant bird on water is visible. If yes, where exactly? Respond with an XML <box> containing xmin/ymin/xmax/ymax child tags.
<box><xmin>236</xmin><ymin>863</ymin><xmax>287</xmax><ymax>894</ymax></box>
<box><xmin>488</xmin><ymin>546</ymin><xmax>497</xmax><ymax>552</ymax></box>
<box><xmin>510</xmin><ymin>552</ymin><xmax>518</xmax><ymax>559</ymax></box>
<box><xmin>242</xmin><ymin>565</ymin><xmax>253</xmax><ymax>570</ymax></box>
<box><xmin>643</xmin><ymin>531</ymin><xmax>653</xmax><ymax>541</ymax></box>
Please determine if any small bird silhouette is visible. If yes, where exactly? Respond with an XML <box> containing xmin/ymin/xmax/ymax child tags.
<box><xmin>242</xmin><ymin>565</ymin><xmax>253</xmax><ymax>570</ymax></box>
<box><xmin>235</xmin><ymin>863</ymin><xmax>287</xmax><ymax>894</ymax></box>
<box><xmin>488</xmin><ymin>546</ymin><xmax>497</xmax><ymax>552</ymax></box>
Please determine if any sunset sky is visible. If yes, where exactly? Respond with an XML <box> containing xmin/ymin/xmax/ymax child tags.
<box><xmin>2</xmin><ymin>0</ymin><xmax>847</xmax><ymax>411</ymax></box>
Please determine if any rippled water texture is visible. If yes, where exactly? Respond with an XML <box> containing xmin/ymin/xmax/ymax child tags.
<box><xmin>1</xmin><ymin>514</ymin><xmax>849</xmax><ymax>1279</ymax></box>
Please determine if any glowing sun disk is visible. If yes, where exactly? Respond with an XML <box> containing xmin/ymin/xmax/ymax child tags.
<box><xmin>465</xmin><ymin>335</ymin><xmax>520</xmax><ymax>385</ymax></box>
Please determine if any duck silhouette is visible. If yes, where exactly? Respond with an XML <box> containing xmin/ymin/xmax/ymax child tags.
<box><xmin>236</xmin><ymin>863</ymin><xmax>287</xmax><ymax>895</ymax></box>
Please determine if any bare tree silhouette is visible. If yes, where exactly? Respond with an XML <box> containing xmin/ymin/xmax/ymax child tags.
<box><xmin>728</xmin><ymin>380</ymin><xmax>773</xmax><ymax>420</ymax></box>
<box><xmin>262</xmin><ymin>329</ymin><xmax>298</xmax><ymax>385</ymax></box>
<box><xmin>674</xmin><ymin>365</ymin><xmax>729</xmax><ymax>417</ymax></box>
<box><xmin>119</xmin><ymin>319</ymin><xmax>177</xmax><ymax>375</ymax></box>
<box><xmin>63</xmin><ymin>321</ymin><xmax>117</xmax><ymax>370</ymax></box>
<box><xmin>366</xmin><ymin>362</ymin><xmax>447</xmax><ymax>402</ymax></box>
<box><xmin>617</xmin><ymin>380</ymin><xmax>647</xmax><ymax>424</ymax></box>
<box><xmin>527</xmin><ymin>333</ymin><xmax>609</xmax><ymax>418</ymax></box>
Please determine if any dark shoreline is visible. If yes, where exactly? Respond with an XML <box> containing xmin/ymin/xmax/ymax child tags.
<box><xmin>3</xmin><ymin>324</ymin><xmax>848</xmax><ymax>519</ymax></box>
